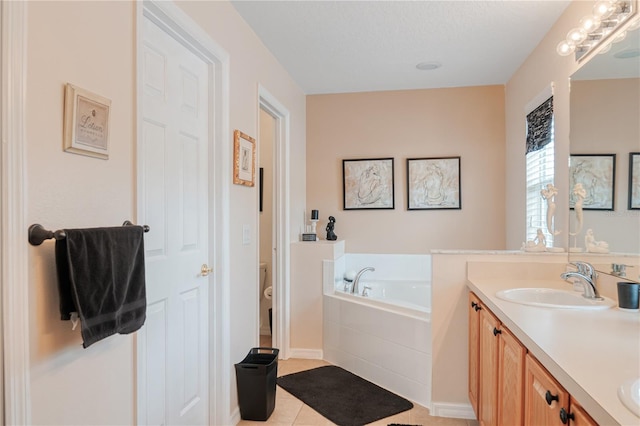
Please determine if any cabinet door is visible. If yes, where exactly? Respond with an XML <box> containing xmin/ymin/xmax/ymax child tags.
<box><xmin>479</xmin><ymin>306</ymin><xmax>500</xmax><ymax>426</ymax></box>
<box><xmin>469</xmin><ymin>292</ymin><xmax>481</xmax><ymax>418</ymax></box>
<box><xmin>524</xmin><ymin>354</ymin><xmax>568</xmax><ymax>426</ymax></box>
<box><xmin>497</xmin><ymin>327</ymin><xmax>526</xmax><ymax>426</ymax></box>
<box><xmin>563</xmin><ymin>399</ymin><xmax>598</xmax><ymax>426</ymax></box>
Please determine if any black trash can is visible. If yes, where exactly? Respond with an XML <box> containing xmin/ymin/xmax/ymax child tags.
<box><xmin>235</xmin><ymin>347</ymin><xmax>279</xmax><ymax>421</ymax></box>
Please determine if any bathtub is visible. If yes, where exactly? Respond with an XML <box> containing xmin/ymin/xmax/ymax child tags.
<box><xmin>323</xmin><ymin>278</ymin><xmax>432</xmax><ymax>407</ymax></box>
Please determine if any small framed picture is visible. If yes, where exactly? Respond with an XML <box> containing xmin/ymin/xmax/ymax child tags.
<box><xmin>63</xmin><ymin>83</ymin><xmax>111</xmax><ymax>159</ymax></box>
<box><xmin>407</xmin><ymin>157</ymin><xmax>461</xmax><ymax>210</ymax></box>
<box><xmin>233</xmin><ymin>130</ymin><xmax>256</xmax><ymax>187</ymax></box>
<box><xmin>343</xmin><ymin>158</ymin><xmax>394</xmax><ymax>210</ymax></box>
<box><xmin>629</xmin><ymin>152</ymin><xmax>640</xmax><ymax>210</ymax></box>
<box><xmin>569</xmin><ymin>154</ymin><xmax>616</xmax><ymax>210</ymax></box>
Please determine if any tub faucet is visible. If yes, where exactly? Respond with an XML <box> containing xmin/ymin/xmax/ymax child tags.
<box><xmin>352</xmin><ymin>267</ymin><xmax>375</xmax><ymax>295</ymax></box>
<box><xmin>560</xmin><ymin>261</ymin><xmax>602</xmax><ymax>300</ymax></box>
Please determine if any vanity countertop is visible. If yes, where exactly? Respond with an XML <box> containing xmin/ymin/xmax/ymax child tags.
<box><xmin>467</xmin><ymin>277</ymin><xmax>640</xmax><ymax>426</ymax></box>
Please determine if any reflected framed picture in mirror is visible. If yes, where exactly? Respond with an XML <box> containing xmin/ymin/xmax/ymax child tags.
<box><xmin>569</xmin><ymin>154</ymin><xmax>616</xmax><ymax>211</ymax></box>
<box><xmin>630</xmin><ymin>152</ymin><xmax>640</xmax><ymax>210</ymax></box>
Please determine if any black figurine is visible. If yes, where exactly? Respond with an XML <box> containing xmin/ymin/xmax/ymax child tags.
<box><xmin>326</xmin><ymin>216</ymin><xmax>337</xmax><ymax>241</ymax></box>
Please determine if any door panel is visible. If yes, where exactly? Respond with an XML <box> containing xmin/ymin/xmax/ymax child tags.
<box><xmin>479</xmin><ymin>307</ymin><xmax>499</xmax><ymax>426</ymax></box>
<box><xmin>498</xmin><ymin>327</ymin><xmax>525</xmax><ymax>426</ymax></box>
<box><xmin>140</xmin><ymin>15</ymin><xmax>210</xmax><ymax>426</ymax></box>
<box><xmin>524</xmin><ymin>354</ymin><xmax>568</xmax><ymax>426</ymax></box>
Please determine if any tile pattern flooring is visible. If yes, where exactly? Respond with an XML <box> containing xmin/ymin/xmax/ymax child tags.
<box><xmin>239</xmin><ymin>344</ymin><xmax>478</xmax><ymax>426</ymax></box>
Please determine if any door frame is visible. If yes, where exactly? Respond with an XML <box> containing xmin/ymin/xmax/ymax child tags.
<box><xmin>1</xmin><ymin>0</ymin><xmax>30</xmax><ymax>424</ymax></box>
<box><xmin>136</xmin><ymin>2</ymin><xmax>231</xmax><ymax>424</ymax></box>
<box><xmin>258</xmin><ymin>87</ymin><xmax>291</xmax><ymax>359</ymax></box>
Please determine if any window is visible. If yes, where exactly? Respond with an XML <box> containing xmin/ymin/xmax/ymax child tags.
<box><xmin>526</xmin><ymin>139</ymin><xmax>555</xmax><ymax>244</ymax></box>
<box><xmin>525</xmin><ymin>97</ymin><xmax>554</xmax><ymax>246</ymax></box>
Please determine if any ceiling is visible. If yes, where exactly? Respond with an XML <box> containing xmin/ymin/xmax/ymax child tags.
<box><xmin>231</xmin><ymin>0</ymin><xmax>572</xmax><ymax>95</ymax></box>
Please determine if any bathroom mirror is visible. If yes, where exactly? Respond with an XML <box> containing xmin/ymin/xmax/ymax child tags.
<box><xmin>568</xmin><ymin>25</ymin><xmax>640</xmax><ymax>282</ymax></box>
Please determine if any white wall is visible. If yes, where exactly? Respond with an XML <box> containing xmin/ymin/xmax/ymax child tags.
<box><xmin>307</xmin><ymin>86</ymin><xmax>506</xmax><ymax>254</ymax></box>
<box><xmin>24</xmin><ymin>1</ymin><xmax>306</xmax><ymax>423</ymax></box>
<box><xmin>505</xmin><ymin>0</ymin><xmax>593</xmax><ymax>250</ymax></box>
<box><xmin>26</xmin><ymin>3</ymin><xmax>136</xmax><ymax>423</ymax></box>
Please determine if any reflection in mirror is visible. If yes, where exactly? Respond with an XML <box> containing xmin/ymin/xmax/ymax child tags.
<box><xmin>569</xmin><ymin>25</ymin><xmax>640</xmax><ymax>282</ymax></box>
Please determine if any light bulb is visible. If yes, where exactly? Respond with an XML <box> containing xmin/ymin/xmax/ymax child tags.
<box><xmin>556</xmin><ymin>40</ymin><xmax>576</xmax><ymax>56</ymax></box>
<box><xmin>567</xmin><ymin>27</ymin><xmax>588</xmax><ymax>44</ymax></box>
<box><xmin>580</xmin><ymin>15</ymin><xmax>601</xmax><ymax>32</ymax></box>
<box><xmin>593</xmin><ymin>0</ymin><xmax>615</xmax><ymax>19</ymax></box>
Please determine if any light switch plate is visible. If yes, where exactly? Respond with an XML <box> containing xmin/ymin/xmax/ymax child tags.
<box><xmin>242</xmin><ymin>224</ymin><xmax>250</xmax><ymax>245</ymax></box>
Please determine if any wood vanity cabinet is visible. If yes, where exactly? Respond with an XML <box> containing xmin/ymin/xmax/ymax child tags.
<box><xmin>468</xmin><ymin>291</ymin><xmax>599</xmax><ymax>426</ymax></box>
<box><xmin>469</xmin><ymin>292</ymin><xmax>525</xmax><ymax>426</ymax></box>
<box><xmin>525</xmin><ymin>354</ymin><xmax>568</xmax><ymax>426</ymax></box>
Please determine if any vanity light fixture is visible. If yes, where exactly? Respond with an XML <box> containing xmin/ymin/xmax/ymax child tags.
<box><xmin>557</xmin><ymin>0</ymin><xmax>638</xmax><ymax>60</ymax></box>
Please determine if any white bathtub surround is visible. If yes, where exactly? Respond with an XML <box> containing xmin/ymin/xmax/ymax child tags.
<box><xmin>323</xmin><ymin>253</ymin><xmax>432</xmax><ymax>407</ymax></box>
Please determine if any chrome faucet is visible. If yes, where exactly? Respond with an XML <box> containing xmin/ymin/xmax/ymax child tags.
<box><xmin>560</xmin><ymin>261</ymin><xmax>602</xmax><ymax>300</ymax></box>
<box><xmin>352</xmin><ymin>267</ymin><xmax>375</xmax><ymax>295</ymax></box>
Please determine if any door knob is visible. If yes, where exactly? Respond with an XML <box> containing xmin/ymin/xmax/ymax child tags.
<box><xmin>201</xmin><ymin>264</ymin><xmax>213</xmax><ymax>276</ymax></box>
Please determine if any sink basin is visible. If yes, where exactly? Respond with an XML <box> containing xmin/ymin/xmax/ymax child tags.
<box><xmin>619</xmin><ymin>378</ymin><xmax>640</xmax><ymax>417</ymax></box>
<box><xmin>495</xmin><ymin>288</ymin><xmax>615</xmax><ymax>310</ymax></box>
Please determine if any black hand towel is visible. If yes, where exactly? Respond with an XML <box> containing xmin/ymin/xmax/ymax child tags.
<box><xmin>55</xmin><ymin>226</ymin><xmax>147</xmax><ymax>348</ymax></box>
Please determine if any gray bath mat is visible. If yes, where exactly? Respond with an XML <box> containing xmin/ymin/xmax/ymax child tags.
<box><xmin>277</xmin><ymin>365</ymin><xmax>413</xmax><ymax>426</ymax></box>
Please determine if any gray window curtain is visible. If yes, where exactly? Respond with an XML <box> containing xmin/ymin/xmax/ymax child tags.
<box><xmin>526</xmin><ymin>96</ymin><xmax>553</xmax><ymax>154</ymax></box>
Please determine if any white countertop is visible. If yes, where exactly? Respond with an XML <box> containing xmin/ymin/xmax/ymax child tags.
<box><xmin>467</xmin><ymin>278</ymin><xmax>640</xmax><ymax>426</ymax></box>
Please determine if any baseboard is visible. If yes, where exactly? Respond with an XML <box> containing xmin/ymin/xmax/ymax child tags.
<box><xmin>229</xmin><ymin>407</ymin><xmax>241</xmax><ymax>425</ymax></box>
<box><xmin>289</xmin><ymin>348</ymin><xmax>324</xmax><ymax>359</ymax></box>
<box><xmin>429</xmin><ymin>402</ymin><xmax>476</xmax><ymax>420</ymax></box>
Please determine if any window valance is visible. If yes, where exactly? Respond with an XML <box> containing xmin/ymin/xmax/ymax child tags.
<box><xmin>526</xmin><ymin>96</ymin><xmax>553</xmax><ymax>154</ymax></box>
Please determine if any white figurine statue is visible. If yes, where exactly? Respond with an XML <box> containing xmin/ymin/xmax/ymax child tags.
<box><xmin>541</xmin><ymin>183</ymin><xmax>561</xmax><ymax>236</ymax></box>
<box><xmin>523</xmin><ymin>228</ymin><xmax>547</xmax><ymax>252</ymax></box>
<box><xmin>569</xmin><ymin>183</ymin><xmax>586</xmax><ymax>252</ymax></box>
<box><xmin>585</xmin><ymin>228</ymin><xmax>609</xmax><ymax>253</ymax></box>
<box><xmin>570</xmin><ymin>183</ymin><xmax>586</xmax><ymax>236</ymax></box>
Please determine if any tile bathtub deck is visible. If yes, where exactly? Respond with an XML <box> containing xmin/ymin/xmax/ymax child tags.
<box><xmin>237</xmin><ymin>358</ymin><xmax>478</xmax><ymax>426</ymax></box>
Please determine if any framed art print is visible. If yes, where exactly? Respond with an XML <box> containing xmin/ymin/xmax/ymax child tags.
<box><xmin>407</xmin><ymin>157</ymin><xmax>461</xmax><ymax>210</ymax></box>
<box><xmin>233</xmin><ymin>130</ymin><xmax>256</xmax><ymax>187</ymax></box>
<box><xmin>343</xmin><ymin>158</ymin><xmax>394</xmax><ymax>210</ymax></box>
<box><xmin>63</xmin><ymin>83</ymin><xmax>111</xmax><ymax>159</ymax></box>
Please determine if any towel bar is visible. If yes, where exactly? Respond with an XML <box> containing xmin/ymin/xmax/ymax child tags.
<box><xmin>28</xmin><ymin>221</ymin><xmax>150</xmax><ymax>246</ymax></box>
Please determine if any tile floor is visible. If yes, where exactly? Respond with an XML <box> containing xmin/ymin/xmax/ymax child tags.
<box><xmin>238</xmin><ymin>349</ymin><xmax>478</xmax><ymax>426</ymax></box>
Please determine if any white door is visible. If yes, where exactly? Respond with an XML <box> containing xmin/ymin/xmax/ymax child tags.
<box><xmin>138</xmin><ymin>15</ymin><xmax>211</xmax><ymax>426</ymax></box>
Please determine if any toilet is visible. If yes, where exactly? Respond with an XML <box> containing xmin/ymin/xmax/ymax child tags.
<box><xmin>259</xmin><ymin>262</ymin><xmax>273</xmax><ymax>335</ymax></box>
<box><xmin>259</xmin><ymin>262</ymin><xmax>268</xmax><ymax>295</ymax></box>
